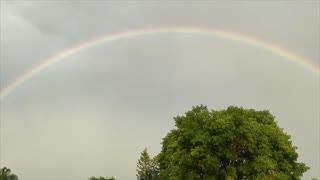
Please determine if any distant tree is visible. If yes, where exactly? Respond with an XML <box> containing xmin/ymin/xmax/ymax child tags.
<box><xmin>158</xmin><ymin>105</ymin><xmax>309</xmax><ymax>179</ymax></box>
<box><xmin>150</xmin><ymin>155</ymin><xmax>160</xmax><ymax>180</ymax></box>
<box><xmin>89</xmin><ymin>176</ymin><xmax>115</xmax><ymax>180</ymax></box>
<box><xmin>0</xmin><ymin>167</ymin><xmax>18</xmax><ymax>180</ymax></box>
<box><xmin>136</xmin><ymin>148</ymin><xmax>159</xmax><ymax>180</ymax></box>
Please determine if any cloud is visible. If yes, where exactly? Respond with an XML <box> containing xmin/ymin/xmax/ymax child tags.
<box><xmin>1</xmin><ymin>1</ymin><xmax>319</xmax><ymax>179</ymax></box>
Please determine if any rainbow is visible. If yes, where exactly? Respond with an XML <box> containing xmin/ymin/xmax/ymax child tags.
<box><xmin>0</xmin><ymin>27</ymin><xmax>319</xmax><ymax>100</ymax></box>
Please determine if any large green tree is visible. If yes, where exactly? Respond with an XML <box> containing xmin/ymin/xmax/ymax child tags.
<box><xmin>158</xmin><ymin>105</ymin><xmax>309</xmax><ymax>180</ymax></box>
<box><xmin>0</xmin><ymin>167</ymin><xmax>18</xmax><ymax>180</ymax></box>
<box><xmin>136</xmin><ymin>148</ymin><xmax>160</xmax><ymax>180</ymax></box>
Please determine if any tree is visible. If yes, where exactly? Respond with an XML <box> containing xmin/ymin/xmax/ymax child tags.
<box><xmin>0</xmin><ymin>167</ymin><xmax>18</xmax><ymax>180</ymax></box>
<box><xmin>158</xmin><ymin>105</ymin><xmax>309</xmax><ymax>180</ymax></box>
<box><xmin>136</xmin><ymin>148</ymin><xmax>160</xmax><ymax>180</ymax></box>
<box><xmin>89</xmin><ymin>176</ymin><xmax>115</xmax><ymax>180</ymax></box>
<box><xmin>150</xmin><ymin>154</ymin><xmax>160</xmax><ymax>180</ymax></box>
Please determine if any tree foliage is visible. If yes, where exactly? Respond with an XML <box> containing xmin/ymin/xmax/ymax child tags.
<box><xmin>0</xmin><ymin>167</ymin><xmax>18</xmax><ymax>180</ymax></box>
<box><xmin>89</xmin><ymin>176</ymin><xmax>115</xmax><ymax>180</ymax></box>
<box><xmin>158</xmin><ymin>105</ymin><xmax>309</xmax><ymax>180</ymax></box>
<box><xmin>136</xmin><ymin>148</ymin><xmax>160</xmax><ymax>180</ymax></box>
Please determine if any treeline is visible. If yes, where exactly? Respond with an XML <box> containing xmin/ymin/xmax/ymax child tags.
<box><xmin>1</xmin><ymin>106</ymin><xmax>314</xmax><ymax>180</ymax></box>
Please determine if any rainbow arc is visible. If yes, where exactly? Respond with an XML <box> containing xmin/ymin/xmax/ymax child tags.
<box><xmin>0</xmin><ymin>27</ymin><xmax>319</xmax><ymax>100</ymax></box>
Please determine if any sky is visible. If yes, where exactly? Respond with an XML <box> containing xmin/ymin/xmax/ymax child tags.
<box><xmin>0</xmin><ymin>1</ymin><xmax>319</xmax><ymax>180</ymax></box>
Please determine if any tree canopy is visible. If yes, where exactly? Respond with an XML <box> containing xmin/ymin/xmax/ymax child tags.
<box><xmin>0</xmin><ymin>167</ymin><xmax>18</xmax><ymax>180</ymax></box>
<box><xmin>89</xmin><ymin>176</ymin><xmax>115</xmax><ymax>180</ymax></box>
<box><xmin>157</xmin><ymin>105</ymin><xmax>309</xmax><ymax>180</ymax></box>
<box><xmin>136</xmin><ymin>148</ymin><xmax>160</xmax><ymax>180</ymax></box>
<box><xmin>1</xmin><ymin>106</ymin><xmax>311</xmax><ymax>180</ymax></box>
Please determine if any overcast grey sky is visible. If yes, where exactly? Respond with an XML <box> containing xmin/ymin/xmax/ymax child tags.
<box><xmin>0</xmin><ymin>1</ymin><xmax>319</xmax><ymax>180</ymax></box>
